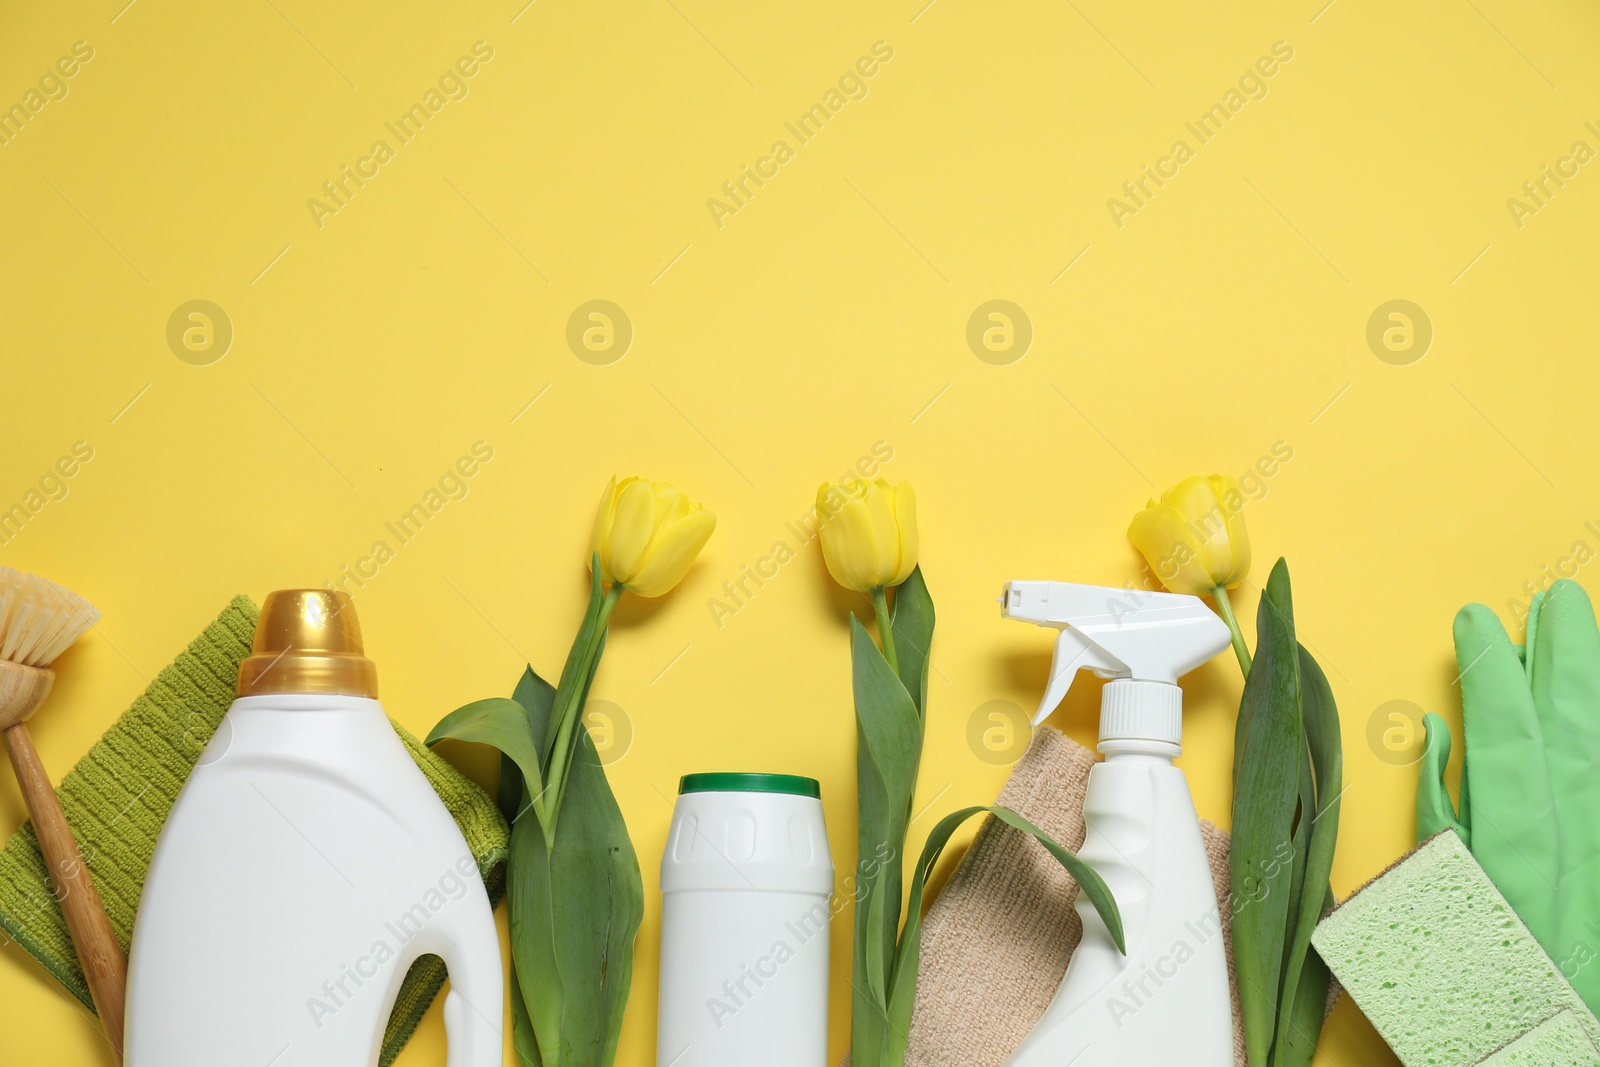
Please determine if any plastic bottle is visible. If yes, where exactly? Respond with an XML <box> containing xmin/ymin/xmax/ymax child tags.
<box><xmin>126</xmin><ymin>590</ymin><xmax>502</xmax><ymax>1067</ymax></box>
<box><xmin>657</xmin><ymin>772</ymin><xmax>833</xmax><ymax>1067</ymax></box>
<box><xmin>999</xmin><ymin>581</ymin><xmax>1233</xmax><ymax>1067</ymax></box>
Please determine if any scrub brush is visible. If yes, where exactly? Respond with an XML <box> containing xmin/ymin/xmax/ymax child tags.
<box><xmin>0</xmin><ymin>567</ymin><xmax>125</xmax><ymax>1057</ymax></box>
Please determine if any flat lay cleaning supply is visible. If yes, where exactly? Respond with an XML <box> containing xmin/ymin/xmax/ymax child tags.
<box><xmin>125</xmin><ymin>590</ymin><xmax>504</xmax><ymax>1067</ymax></box>
<box><xmin>1133</xmin><ymin>483</ymin><xmax>1344</xmax><ymax>1067</ymax></box>
<box><xmin>1129</xmin><ymin>487</ymin><xmax>1342</xmax><ymax>1067</ymax></box>
<box><xmin>658</xmin><ymin>773</ymin><xmax>833</xmax><ymax>1067</ymax></box>
<box><xmin>810</xmin><ymin>487</ymin><xmax>1122</xmax><ymax>1067</ymax></box>
<box><xmin>0</xmin><ymin>595</ymin><xmax>507</xmax><ymax>1067</ymax></box>
<box><xmin>1418</xmin><ymin>578</ymin><xmax>1600</xmax><ymax>1014</ymax></box>
<box><xmin>0</xmin><ymin>596</ymin><xmax>507</xmax><ymax>1065</ymax></box>
<box><xmin>1312</xmin><ymin>831</ymin><xmax>1600</xmax><ymax>1067</ymax></box>
<box><xmin>999</xmin><ymin>580</ymin><xmax>1234</xmax><ymax>1067</ymax></box>
<box><xmin>895</xmin><ymin>725</ymin><xmax>1251</xmax><ymax>1067</ymax></box>
<box><xmin>0</xmin><ymin>567</ymin><xmax>126</xmax><ymax>1055</ymax></box>
<box><xmin>429</xmin><ymin>473</ymin><xmax>716</xmax><ymax>1067</ymax></box>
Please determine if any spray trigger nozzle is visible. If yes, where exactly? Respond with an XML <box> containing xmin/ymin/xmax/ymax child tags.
<box><xmin>999</xmin><ymin>580</ymin><xmax>1231</xmax><ymax>726</ymax></box>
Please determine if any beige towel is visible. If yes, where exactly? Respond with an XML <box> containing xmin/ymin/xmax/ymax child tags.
<box><xmin>901</xmin><ymin>726</ymin><xmax>1250</xmax><ymax>1066</ymax></box>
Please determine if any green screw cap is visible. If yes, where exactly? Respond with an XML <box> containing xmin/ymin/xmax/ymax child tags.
<box><xmin>678</xmin><ymin>772</ymin><xmax>821</xmax><ymax>798</ymax></box>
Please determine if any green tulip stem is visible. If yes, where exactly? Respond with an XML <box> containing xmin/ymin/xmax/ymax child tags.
<box><xmin>1211</xmin><ymin>584</ymin><xmax>1252</xmax><ymax>679</ymax></box>
<box><xmin>871</xmin><ymin>586</ymin><xmax>900</xmax><ymax>675</ymax></box>
<box><xmin>543</xmin><ymin>582</ymin><xmax>625</xmax><ymax>832</ymax></box>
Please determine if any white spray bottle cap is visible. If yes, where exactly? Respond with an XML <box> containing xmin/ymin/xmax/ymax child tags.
<box><xmin>999</xmin><ymin>581</ymin><xmax>1231</xmax><ymax>748</ymax></box>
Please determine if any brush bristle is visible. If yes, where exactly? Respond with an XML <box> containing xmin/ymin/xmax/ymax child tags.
<box><xmin>0</xmin><ymin>568</ymin><xmax>101</xmax><ymax>667</ymax></box>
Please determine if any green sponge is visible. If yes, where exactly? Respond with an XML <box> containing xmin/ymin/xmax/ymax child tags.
<box><xmin>1480</xmin><ymin>1011</ymin><xmax>1600</xmax><ymax>1066</ymax></box>
<box><xmin>1311</xmin><ymin>831</ymin><xmax>1600</xmax><ymax>1066</ymax></box>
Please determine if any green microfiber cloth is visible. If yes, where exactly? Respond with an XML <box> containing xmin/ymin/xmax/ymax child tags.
<box><xmin>0</xmin><ymin>596</ymin><xmax>509</xmax><ymax>1067</ymax></box>
<box><xmin>1480</xmin><ymin>1011</ymin><xmax>1600</xmax><ymax>1066</ymax></box>
<box><xmin>1312</xmin><ymin>830</ymin><xmax>1600</xmax><ymax>1067</ymax></box>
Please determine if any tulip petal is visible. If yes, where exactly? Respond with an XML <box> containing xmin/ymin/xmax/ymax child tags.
<box><xmin>821</xmin><ymin>486</ymin><xmax>883</xmax><ymax>592</ymax></box>
<box><xmin>889</xmin><ymin>481</ymin><xmax>919</xmax><ymax>586</ymax></box>
<box><xmin>1127</xmin><ymin>473</ymin><xmax>1251</xmax><ymax>595</ymax></box>
<box><xmin>817</xmin><ymin>478</ymin><xmax>922</xmax><ymax>593</ymax></box>
<box><xmin>627</xmin><ymin>508</ymin><xmax>716</xmax><ymax>597</ymax></box>
<box><xmin>862</xmin><ymin>481</ymin><xmax>901</xmax><ymax>585</ymax></box>
<box><xmin>652</xmin><ymin>480</ymin><xmax>692</xmax><ymax>523</ymax></box>
<box><xmin>589</xmin><ymin>477</ymin><xmax>620</xmax><ymax>580</ymax></box>
<box><xmin>1163</xmin><ymin>476</ymin><xmax>1232</xmax><ymax>585</ymax></box>
<box><xmin>1193</xmin><ymin>475</ymin><xmax>1249</xmax><ymax>587</ymax></box>
<box><xmin>817</xmin><ymin>483</ymin><xmax>854</xmax><ymax>590</ymax></box>
<box><xmin>603</xmin><ymin>477</ymin><xmax>660</xmax><ymax>584</ymax></box>
<box><xmin>1128</xmin><ymin>502</ymin><xmax>1209</xmax><ymax>596</ymax></box>
<box><xmin>1210</xmin><ymin>477</ymin><xmax>1252</xmax><ymax>586</ymax></box>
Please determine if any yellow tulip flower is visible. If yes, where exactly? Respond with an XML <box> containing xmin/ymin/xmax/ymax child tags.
<box><xmin>590</xmin><ymin>476</ymin><xmax>715</xmax><ymax>597</ymax></box>
<box><xmin>1128</xmin><ymin>474</ymin><xmax>1252</xmax><ymax>673</ymax></box>
<box><xmin>817</xmin><ymin>478</ymin><xmax>919</xmax><ymax>594</ymax></box>
<box><xmin>1128</xmin><ymin>475</ymin><xmax>1251</xmax><ymax>596</ymax></box>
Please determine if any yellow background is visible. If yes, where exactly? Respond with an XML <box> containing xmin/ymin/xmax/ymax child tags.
<box><xmin>3</xmin><ymin>0</ymin><xmax>1598</xmax><ymax>1063</ymax></box>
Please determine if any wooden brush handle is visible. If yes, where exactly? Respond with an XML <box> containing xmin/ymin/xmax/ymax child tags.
<box><xmin>4</xmin><ymin>721</ymin><xmax>126</xmax><ymax>1058</ymax></box>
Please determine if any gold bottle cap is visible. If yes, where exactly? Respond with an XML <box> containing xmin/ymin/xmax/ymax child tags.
<box><xmin>236</xmin><ymin>589</ymin><xmax>378</xmax><ymax>699</ymax></box>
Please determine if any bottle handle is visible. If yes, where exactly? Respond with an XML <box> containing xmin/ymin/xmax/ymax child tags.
<box><xmin>436</xmin><ymin>908</ymin><xmax>505</xmax><ymax>1067</ymax></box>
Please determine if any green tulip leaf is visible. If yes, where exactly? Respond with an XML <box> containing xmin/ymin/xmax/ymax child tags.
<box><xmin>434</xmin><ymin>637</ymin><xmax>641</xmax><ymax>1067</ymax></box>
<box><xmin>849</xmin><ymin>609</ymin><xmax>924</xmax><ymax>1067</ymax></box>
<box><xmin>891</xmin><ymin>565</ymin><xmax>935</xmax><ymax>720</ymax></box>
<box><xmin>1275</xmin><ymin>735</ymin><xmax>1313</xmax><ymax>1039</ymax></box>
<box><xmin>1231</xmin><ymin>559</ymin><xmax>1305</xmax><ymax>1067</ymax></box>
<box><xmin>509</xmin><ymin>957</ymin><xmax>543</xmax><ymax>1067</ymax></box>
<box><xmin>886</xmin><ymin>805</ymin><xmax>1123</xmax><ymax>1043</ymax></box>
<box><xmin>1272</xmin><ymin>887</ymin><xmax>1334</xmax><ymax>1067</ymax></box>
<box><xmin>494</xmin><ymin>667</ymin><xmax>556</xmax><ymax>824</ymax></box>
<box><xmin>989</xmin><ymin>806</ymin><xmax>1124</xmax><ymax>954</ymax></box>
<box><xmin>510</xmin><ymin>716</ymin><xmax>642</xmax><ymax>1067</ymax></box>
<box><xmin>509</xmin><ymin>804</ymin><xmax>565</xmax><ymax>1065</ymax></box>
<box><xmin>1275</xmin><ymin>643</ymin><xmax>1342</xmax><ymax>1062</ymax></box>
<box><xmin>542</xmin><ymin>563</ymin><xmax>616</xmax><ymax>828</ymax></box>
<box><xmin>427</xmin><ymin>696</ymin><xmax>548</xmax><ymax>827</ymax></box>
<box><xmin>514</xmin><ymin>665</ymin><xmax>555</xmax><ymax>751</ymax></box>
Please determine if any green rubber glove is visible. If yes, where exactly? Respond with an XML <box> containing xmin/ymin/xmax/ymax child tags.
<box><xmin>1417</xmin><ymin>579</ymin><xmax>1600</xmax><ymax>1012</ymax></box>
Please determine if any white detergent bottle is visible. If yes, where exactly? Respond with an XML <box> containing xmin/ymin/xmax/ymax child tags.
<box><xmin>126</xmin><ymin>590</ymin><xmax>503</xmax><ymax>1067</ymax></box>
<box><xmin>999</xmin><ymin>581</ymin><xmax>1233</xmax><ymax>1067</ymax></box>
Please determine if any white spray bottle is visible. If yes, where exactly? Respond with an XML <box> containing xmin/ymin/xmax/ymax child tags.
<box><xmin>999</xmin><ymin>581</ymin><xmax>1233</xmax><ymax>1067</ymax></box>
